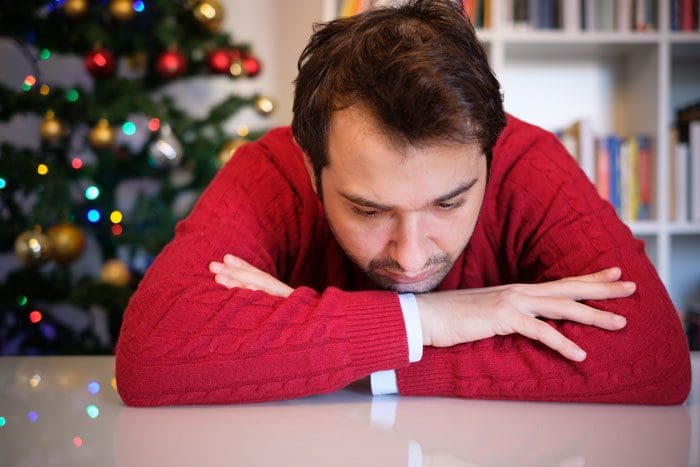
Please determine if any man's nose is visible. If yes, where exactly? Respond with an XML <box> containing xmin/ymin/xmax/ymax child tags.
<box><xmin>389</xmin><ymin>214</ymin><xmax>430</xmax><ymax>274</ymax></box>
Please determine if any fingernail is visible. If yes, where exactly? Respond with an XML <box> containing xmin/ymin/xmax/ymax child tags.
<box><xmin>614</xmin><ymin>315</ymin><xmax>627</xmax><ymax>327</ymax></box>
<box><xmin>623</xmin><ymin>281</ymin><xmax>636</xmax><ymax>292</ymax></box>
<box><xmin>610</xmin><ymin>267</ymin><xmax>621</xmax><ymax>277</ymax></box>
<box><xmin>574</xmin><ymin>349</ymin><xmax>587</xmax><ymax>361</ymax></box>
<box><xmin>224</xmin><ymin>254</ymin><xmax>238</xmax><ymax>265</ymax></box>
<box><xmin>209</xmin><ymin>262</ymin><xmax>222</xmax><ymax>272</ymax></box>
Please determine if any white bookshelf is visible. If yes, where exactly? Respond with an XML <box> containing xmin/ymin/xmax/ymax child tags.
<box><xmin>322</xmin><ymin>0</ymin><xmax>700</xmax><ymax>311</ymax></box>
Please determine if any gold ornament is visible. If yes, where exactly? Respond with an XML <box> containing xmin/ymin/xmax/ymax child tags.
<box><xmin>109</xmin><ymin>0</ymin><xmax>135</xmax><ymax>21</ymax></box>
<box><xmin>47</xmin><ymin>223</ymin><xmax>86</xmax><ymax>264</ymax></box>
<box><xmin>193</xmin><ymin>0</ymin><xmax>224</xmax><ymax>32</ymax></box>
<box><xmin>40</xmin><ymin>110</ymin><xmax>65</xmax><ymax>142</ymax></box>
<box><xmin>89</xmin><ymin>118</ymin><xmax>116</xmax><ymax>149</ymax></box>
<box><xmin>253</xmin><ymin>95</ymin><xmax>275</xmax><ymax>117</ymax></box>
<box><xmin>64</xmin><ymin>0</ymin><xmax>89</xmax><ymax>18</ymax></box>
<box><xmin>14</xmin><ymin>229</ymin><xmax>52</xmax><ymax>266</ymax></box>
<box><xmin>217</xmin><ymin>138</ymin><xmax>248</xmax><ymax>167</ymax></box>
<box><xmin>100</xmin><ymin>259</ymin><xmax>131</xmax><ymax>287</ymax></box>
<box><xmin>229</xmin><ymin>58</ymin><xmax>244</xmax><ymax>78</ymax></box>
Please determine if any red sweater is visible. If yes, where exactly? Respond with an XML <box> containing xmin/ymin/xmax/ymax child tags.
<box><xmin>115</xmin><ymin>115</ymin><xmax>691</xmax><ymax>406</ymax></box>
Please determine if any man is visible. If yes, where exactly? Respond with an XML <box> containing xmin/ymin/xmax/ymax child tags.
<box><xmin>115</xmin><ymin>0</ymin><xmax>690</xmax><ymax>406</ymax></box>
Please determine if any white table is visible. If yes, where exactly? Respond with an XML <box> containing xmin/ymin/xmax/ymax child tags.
<box><xmin>0</xmin><ymin>353</ymin><xmax>699</xmax><ymax>467</ymax></box>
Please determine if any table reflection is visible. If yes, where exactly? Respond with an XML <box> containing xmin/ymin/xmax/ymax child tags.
<box><xmin>0</xmin><ymin>356</ymin><xmax>696</xmax><ymax>467</ymax></box>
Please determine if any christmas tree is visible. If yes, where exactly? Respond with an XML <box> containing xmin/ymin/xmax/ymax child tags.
<box><xmin>0</xmin><ymin>0</ymin><xmax>274</xmax><ymax>354</ymax></box>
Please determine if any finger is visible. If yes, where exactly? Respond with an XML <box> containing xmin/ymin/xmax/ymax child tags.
<box><xmin>513</xmin><ymin>314</ymin><xmax>587</xmax><ymax>362</ymax></box>
<box><xmin>217</xmin><ymin>264</ymin><xmax>293</xmax><ymax>298</ymax></box>
<box><xmin>214</xmin><ymin>273</ymin><xmax>243</xmax><ymax>290</ymax></box>
<box><xmin>523</xmin><ymin>295</ymin><xmax>627</xmax><ymax>331</ymax></box>
<box><xmin>560</xmin><ymin>267</ymin><xmax>622</xmax><ymax>283</ymax></box>
<box><xmin>525</xmin><ymin>279</ymin><xmax>636</xmax><ymax>301</ymax></box>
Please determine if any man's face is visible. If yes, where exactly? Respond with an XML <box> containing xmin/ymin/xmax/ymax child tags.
<box><xmin>316</xmin><ymin>105</ymin><xmax>487</xmax><ymax>294</ymax></box>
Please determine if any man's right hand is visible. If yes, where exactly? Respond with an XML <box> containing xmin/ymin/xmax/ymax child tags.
<box><xmin>415</xmin><ymin>267</ymin><xmax>635</xmax><ymax>362</ymax></box>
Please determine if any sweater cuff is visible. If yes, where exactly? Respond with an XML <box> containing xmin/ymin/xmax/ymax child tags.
<box><xmin>323</xmin><ymin>288</ymin><xmax>410</xmax><ymax>372</ymax></box>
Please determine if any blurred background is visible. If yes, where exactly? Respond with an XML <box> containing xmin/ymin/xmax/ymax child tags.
<box><xmin>0</xmin><ymin>0</ymin><xmax>699</xmax><ymax>355</ymax></box>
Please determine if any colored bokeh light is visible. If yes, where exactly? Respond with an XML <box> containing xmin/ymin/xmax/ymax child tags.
<box><xmin>17</xmin><ymin>295</ymin><xmax>28</xmax><ymax>306</ymax></box>
<box><xmin>0</xmin><ymin>417</ymin><xmax>6</xmax><ymax>427</ymax></box>
<box><xmin>87</xmin><ymin>381</ymin><xmax>101</xmax><ymax>395</ymax></box>
<box><xmin>148</xmin><ymin>118</ymin><xmax>160</xmax><ymax>132</ymax></box>
<box><xmin>86</xmin><ymin>405</ymin><xmax>99</xmax><ymax>419</ymax></box>
<box><xmin>71</xmin><ymin>158</ymin><xmax>83</xmax><ymax>170</ymax></box>
<box><xmin>85</xmin><ymin>186</ymin><xmax>100</xmax><ymax>200</ymax></box>
<box><xmin>111</xmin><ymin>224</ymin><xmax>123</xmax><ymax>236</ymax></box>
<box><xmin>39</xmin><ymin>48</ymin><xmax>51</xmax><ymax>60</ymax></box>
<box><xmin>66</xmin><ymin>89</ymin><xmax>79</xmax><ymax>102</ymax></box>
<box><xmin>39</xmin><ymin>85</ymin><xmax>50</xmax><ymax>95</ymax></box>
<box><xmin>87</xmin><ymin>209</ymin><xmax>101</xmax><ymax>223</ymax></box>
<box><xmin>73</xmin><ymin>437</ymin><xmax>83</xmax><ymax>447</ymax></box>
<box><xmin>110</xmin><ymin>210</ymin><xmax>123</xmax><ymax>223</ymax></box>
<box><xmin>122</xmin><ymin>121</ymin><xmax>136</xmax><ymax>136</ymax></box>
<box><xmin>0</xmin><ymin>178</ymin><xmax>6</xmax><ymax>189</ymax></box>
<box><xmin>37</xmin><ymin>164</ymin><xmax>49</xmax><ymax>175</ymax></box>
<box><xmin>29</xmin><ymin>311</ymin><xmax>42</xmax><ymax>324</ymax></box>
<box><xmin>134</xmin><ymin>0</ymin><xmax>145</xmax><ymax>12</ymax></box>
<box><xmin>28</xmin><ymin>411</ymin><xmax>39</xmax><ymax>423</ymax></box>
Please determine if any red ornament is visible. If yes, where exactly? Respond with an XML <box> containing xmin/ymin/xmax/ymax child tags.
<box><xmin>242</xmin><ymin>55</ymin><xmax>261</xmax><ymax>77</ymax></box>
<box><xmin>208</xmin><ymin>48</ymin><xmax>232</xmax><ymax>74</ymax></box>
<box><xmin>156</xmin><ymin>49</ymin><xmax>188</xmax><ymax>79</ymax></box>
<box><xmin>84</xmin><ymin>48</ymin><xmax>116</xmax><ymax>78</ymax></box>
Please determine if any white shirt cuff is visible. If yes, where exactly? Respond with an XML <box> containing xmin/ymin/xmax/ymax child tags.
<box><xmin>399</xmin><ymin>293</ymin><xmax>423</xmax><ymax>363</ymax></box>
<box><xmin>371</xmin><ymin>369</ymin><xmax>398</xmax><ymax>395</ymax></box>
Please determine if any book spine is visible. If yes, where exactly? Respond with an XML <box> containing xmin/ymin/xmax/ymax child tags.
<box><xmin>609</xmin><ymin>136</ymin><xmax>621</xmax><ymax>214</ymax></box>
<box><xmin>617</xmin><ymin>0</ymin><xmax>632</xmax><ymax>31</ymax></box>
<box><xmin>671</xmin><ymin>0</ymin><xmax>680</xmax><ymax>30</ymax></box>
<box><xmin>563</xmin><ymin>0</ymin><xmax>581</xmax><ymax>31</ymax></box>
<box><xmin>691</xmin><ymin>121</ymin><xmax>700</xmax><ymax>220</ymax></box>
<box><xmin>638</xmin><ymin>135</ymin><xmax>652</xmax><ymax>220</ymax></box>
<box><xmin>629</xmin><ymin>136</ymin><xmax>640</xmax><ymax>221</ymax></box>
<box><xmin>620</xmin><ymin>139</ymin><xmax>632</xmax><ymax>220</ymax></box>
<box><xmin>681</xmin><ymin>0</ymin><xmax>695</xmax><ymax>30</ymax></box>
<box><xmin>596</xmin><ymin>138</ymin><xmax>611</xmax><ymax>201</ymax></box>
<box><xmin>676</xmin><ymin>143</ymin><xmax>689</xmax><ymax>221</ymax></box>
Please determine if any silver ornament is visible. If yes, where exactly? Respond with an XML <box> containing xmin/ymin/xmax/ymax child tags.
<box><xmin>148</xmin><ymin>124</ymin><xmax>184</xmax><ymax>169</ymax></box>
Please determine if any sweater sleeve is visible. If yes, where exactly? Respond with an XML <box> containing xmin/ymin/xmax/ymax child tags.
<box><xmin>395</xmin><ymin>131</ymin><xmax>691</xmax><ymax>404</ymax></box>
<box><xmin>115</xmin><ymin>142</ymin><xmax>410</xmax><ymax>406</ymax></box>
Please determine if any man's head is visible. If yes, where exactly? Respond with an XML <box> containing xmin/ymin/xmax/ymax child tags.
<box><xmin>292</xmin><ymin>0</ymin><xmax>506</xmax><ymax>293</ymax></box>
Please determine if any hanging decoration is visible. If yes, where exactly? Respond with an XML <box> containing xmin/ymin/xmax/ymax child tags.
<box><xmin>47</xmin><ymin>223</ymin><xmax>86</xmax><ymax>264</ymax></box>
<box><xmin>89</xmin><ymin>118</ymin><xmax>116</xmax><ymax>149</ymax></box>
<box><xmin>192</xmin><ymin>0</ymin><xmax>224</xmax><ymax>32</ymax></box>
<box><xmin>14</xmin><ymin>229</ymin><xmax>52</xmax><ymax>266</ymax></box>
<box><xmin>148</xmin><ymin>123</ymin><xmax>184</xmax><ymax>168</ymax></box>
<box><xmin>40</xmin><ymin>110</ymin><xmax>66</xmax><ymax>142</ymax></box>
<box><xmin>155</xmin><ymin>49</ymin><xmax>188</xmax><ymax>79</ymax></box>
<box><xmin>84</xmin><ymin>47</ymin><xmax>116</xmax><ymax>78</ymax></box>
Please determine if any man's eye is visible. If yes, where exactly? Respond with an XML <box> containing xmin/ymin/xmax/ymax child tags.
<box><xmin>352</xmin><ymin>207</ymin><xmax>380</xmax><ymax>218</ymax></box>
<box><xmin>436</xmin><ymin>199</ymin><xmax>465</xmax><ymax>210</ymax></box>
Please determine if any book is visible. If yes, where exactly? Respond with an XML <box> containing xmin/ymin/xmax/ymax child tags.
<box><xmin>676</xmin><ymin>143</ymin><xmax>689</xmax><ymax>221</ymax></box>
<box><xmin>691</xmin><ymin>120</ymin><xmax>700</xmax><ymax>220</ymax></box>
<box><xmin>616</xmin><ymin>0</ymin><xmax>632</xmax><ymax>31</ymax></box>
<box><xmin>562</xmin><ymin>0</ymin><xmax>581</xmax><ymax>32</ymax></box>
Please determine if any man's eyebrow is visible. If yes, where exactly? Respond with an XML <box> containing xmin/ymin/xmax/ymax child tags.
<box><xmin>339</xmin><ymin>178</ymin><xmax>478</xmax><ymax>210</ymax></box>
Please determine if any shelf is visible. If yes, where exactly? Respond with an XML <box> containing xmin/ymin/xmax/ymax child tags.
<box><xmin>629</xmin><ymin>221</ymin><xmax>662</xmax><ymax>235</ymax></box>
<box><xmin>667</xmin><ymin>32</ymin><xmax>700</xmax><ymax>43</ymax></box>
<box><xmin>501</xmin><ymin>31</ymin><xmax>661</xmax><ymax>44</ymax></box>
<box><xmin>669</xmin><ymin>224</ymin><xmax>700</xmax><ymax>235</ymax></box>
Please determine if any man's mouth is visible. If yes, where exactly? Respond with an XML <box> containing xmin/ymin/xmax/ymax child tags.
<box><xmin>381</xmin><ymin>268</ymin><xmax>435</xmax><ymax>284</ymax></box>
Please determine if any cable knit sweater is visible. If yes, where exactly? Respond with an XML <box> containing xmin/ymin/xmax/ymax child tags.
<box><xmin>115</xmin><ymin>115</ymin><xmax>691</xmax><ymax>406</ymax></box>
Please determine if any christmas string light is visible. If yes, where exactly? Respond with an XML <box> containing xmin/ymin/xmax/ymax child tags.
<box><xmin>87</xmin><ymin>209</ymin><xmax>101</xmax><ymax>223</ymax></box>
<box><xmin>148</xmin><ymin>118</ymin><xmax>160</xmax><ymax>132</ymax></box>
<box><xmin>39</xmin><ymin>84</ymin><xmax>50</xmax><ymax>95</ymax></box>
<box><xmin>111</xmin><ymin>225</ymin><xmax>123</xmax><ymax>236</ymax></box>
<box><xmin>71</xmin><ymin>158</ymin><xmax>83</xmax><ymax>170</ymax></box>
<box><xmin>84</xmin><ymin>186</ymin><xmax>99</xmax><ymax>200</ymax></box>
<box><xmin>134</xmin><ymin>0</ymin><xmax>145</xmax><ymax>12</ymax></box>
<box><xmin>39</xmin><ymin>48</ymin><xmax>51</xmax><ymax>60</ymax></box>
<box><xmin>110</xmin><ymin>210</ymin><xmax>123</xmax><ymax>223</ymax></box>
<box><xmin>66</xmin><ymin>89</ymin><xmax>79</xmax><ymax>102</ymax></box>
<box><xmin>0</xmin><ymin>177</ymin><xmax>6</xmax><ymax>189</ymax></box>
<box><xmin>37</xmin><ymin>164</ymin><xmax>49</xmax><ymax>175</ymax></box>
<box><xmin>29</xmin><ymin>310</ymin><xmax>42</xmax><ymax>323</ymax></box>
<box><xmin>122</xmin><ymin>121</ymin><xmax>136</xmax><ymax>136</ymax></box>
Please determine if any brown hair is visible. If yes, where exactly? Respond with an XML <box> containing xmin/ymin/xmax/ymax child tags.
<box><xmin>292</xmin><ymin>0</ymin><xmax>506</xmax><ymax>182</ymax></box>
